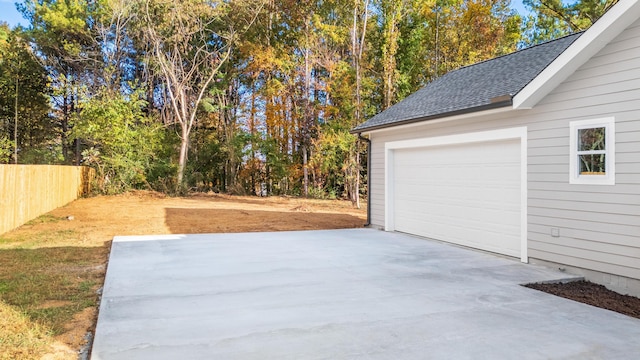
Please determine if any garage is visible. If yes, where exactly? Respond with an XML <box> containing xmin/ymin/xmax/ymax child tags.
<box><xmin>385</xmin><ymin>128</ymin><xmax>527</xmax><ymax>261</ymax></box>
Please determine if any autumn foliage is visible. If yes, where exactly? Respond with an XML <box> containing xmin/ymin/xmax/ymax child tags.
<box><xmin>0</xmin><ymin>0</ymin><xmax>608</xmax><ymax>199</ymax></box>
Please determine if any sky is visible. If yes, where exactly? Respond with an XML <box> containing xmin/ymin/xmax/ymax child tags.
<box><xmin>1</xmin><ymin>0</ymin><xmax>24</xmax><ymax>28</ymax></box>
<box><xmin>512</xmin><ymin>0</ymin><xmax>531</xmax><ymax>16</ymax></box>
<box><xmin>0</xmin><ymin>0</ymin><xmax>532</xmax><ymax>29</ymax></box>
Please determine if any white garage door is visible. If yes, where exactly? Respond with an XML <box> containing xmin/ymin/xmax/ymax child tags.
<box><xmin>392</xmin><ymin>138</ymin><xmax>521</xmax><ymax>257</ymax></box>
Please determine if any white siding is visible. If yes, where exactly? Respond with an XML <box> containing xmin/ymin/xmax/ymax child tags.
<box><xmin>367</xmin><ymin>19</ymin><xmax>640</xmax><ymax>280</ymax></box>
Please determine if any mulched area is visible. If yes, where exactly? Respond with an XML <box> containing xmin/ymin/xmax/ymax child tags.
<box><xmin>525</xmin><ymin>280</ymin><xmax>640</xmax><ymax>319</ymax></box>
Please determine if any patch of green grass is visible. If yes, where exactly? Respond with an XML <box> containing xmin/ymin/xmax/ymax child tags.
<box><xmin>24</xmin><ymin>214</ymin><xmax>65</xmax><ymax>226</ymax></box>
<box><xmin>0</xmin><ymin>246</ymin><xmax>107</xmax><ymax>335</ymax></box>
<box><xmin>4</xmin><ymin>229</ymin><xmax>79</xmax><ymax>249</ymax></box>
<box><xmin>28</xmin><ymin>306</ymin><xmax>83</xmax><ymax>335</ymax></box>
<box><xmin>78</xmin><ymin>280</ymin><xmax>96</xmax><ymax>293</ymax></box>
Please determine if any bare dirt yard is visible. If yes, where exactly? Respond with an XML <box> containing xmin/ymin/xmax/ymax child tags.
<box><xmin>0</xmin><ymin>191</ymin><xmax>366</xmax><ymax>359</ymax></box>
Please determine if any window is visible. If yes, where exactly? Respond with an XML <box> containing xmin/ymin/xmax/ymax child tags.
<box><xmin>569</xmin><ymin>118</ymin><xmax>615</xmax><ymax>185</ymax></box>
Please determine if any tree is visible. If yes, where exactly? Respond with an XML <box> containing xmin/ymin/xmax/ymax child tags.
<box><xmin>349</xmin><ymin>0</ymin><xmax>371</xmax><ymax>207</ymax></box>
<box><xmin>72</xmin><ymin>89</ymin><xmax>163</xmax><ymax>193</ymax></box>
<box><xmin>2</xmin><ymin>0</ymin><xmax>535</xmax><ymax>199</ymax></box>
<box><xmin>0</xmin><ymin>24</ymin><xmax>52</xmax><ymax>164</ymax></box>
<box><xmin>522</xmin><ymin>0</ymin><xmax>618</xmax><ymax>45</ymax></box>
<box><xmin>0</xmin><ymin>136</ymin><xmax>12</xmax><ymax>163</ymax></box>
<box><xmin>19</xmin><ymin>0</ymin><xmax>104</xmax><ymax>164</ymax></box>
<box><xmin>379</xmin><ymin>0</ymin><xmax>406</xmax><ymax>109</ymax></box>
<box><xmin>352</xmin><ymin>0</ymin><xmax>371</xmax><ymax>125</ymax></box>
<box><xmin>395</xmin><ymin>0</ymin><xmax>520</xmax><ymax>94</ymax></box>
<box><xmin>139</xmin><ymin>0</ymin><xmax>239</xmax><ymax>190</ymax></box>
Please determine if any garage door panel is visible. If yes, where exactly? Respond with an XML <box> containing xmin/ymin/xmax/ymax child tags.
<box><xmin>395</xmin><ymin>185</ymin><xmax>520</xmax><ymax>210</ymax></box>
<box><xmin>398</xmin><ymin>173</ymin><xmax>520</xmax><ymax>186</ymax></box>
<box><xmin>395</xmin><ymin>207</ymin><xmax>520</xmax><ymax>235</ymax></box>
<box><xmin>393</xmin><ymin>138</ymin><xmax>521</xmax><ymax>258</ymax></box>
<box><xmin>395</xmin><ymin>144</ymin><xmax>519</xmax><ymax>165</ymax></box>
<box><xmin>395</xmin><ymin>215</ymin><xmax>520</xmax><ymax>244</ymax></box>
<box><xmin>396</xmin><ymin>168</ymin><xmax>520</xmax><ymax>187</ymax></box>
<box><xmin>395</xmin><ymin>216</ymin><xmax>520</xmax><ymax>257</ymax></box>
<box><xmin>395</xmin><ymin>197</ymin><xmax>520</xmax><ymax>220</ymax></box>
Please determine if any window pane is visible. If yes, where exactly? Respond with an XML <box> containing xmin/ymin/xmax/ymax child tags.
<box><xmin>579</xmin><ymin>127</ymin><xmax>606</xmax><ymax>151</ymax></box>
<box><xmin>579</xmin><ymin>154</ymin><xmax>606</xmax><ymax>174</ymax></box>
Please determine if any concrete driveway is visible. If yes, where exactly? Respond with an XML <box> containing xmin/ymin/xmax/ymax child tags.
<box><xmin>92</xmin><ymin>229</ymin><xmax>640</xmax><ymax>359</ymax></box>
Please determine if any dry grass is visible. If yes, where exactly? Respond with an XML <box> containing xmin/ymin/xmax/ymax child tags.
<box><xmin>0</xmin><ymin>191</ymin><xmax>366</xmax><ymax>358</ymax></box>
<box><xmin>0</xmin><ymin>221</ymin><xmax>108</xmax><ymax>360</ymax></box>
<box><xmin>0</xmin><ymin>301</ymin><xmax>76</xmax><ymax>360</ymax></box>
<box><xmin>0</xmin><ymin>301</ymin><xmax>50</xmax><ymax>359</ymax></box>
<box><xmin>0</xmin><ymin>245</ymin><xmax>107</xmax><ymax>334</ymax></box>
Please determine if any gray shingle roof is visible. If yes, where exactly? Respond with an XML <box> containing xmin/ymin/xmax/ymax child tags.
<box><xmin>353</xmin><ymin>33</ymin><xmax>582</xmax><ymax>133</ymax></box>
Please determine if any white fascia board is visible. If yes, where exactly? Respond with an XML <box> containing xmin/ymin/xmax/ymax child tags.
<box><xmin>360</xmin><ymin>106</ymin><xmax>516</xmax><ymax>136</ymax></box>
<box><xmin>384</xmin><ymin>126</ymin><xmax>526</xmax><ymax>150</ymax></box>
<box><xmin>513</xmin><ymin>0</ymin><xmax>640</xmax><ymax>109</ymax></box>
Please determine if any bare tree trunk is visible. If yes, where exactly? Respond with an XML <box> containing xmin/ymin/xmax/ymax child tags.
<box><xmin>350</xmin><ymin>0</ymin><xmax>369</xmax><ymax>208</ymax></box>
<box><xmin>352</xmin><ymin>0</ymin><xmax>369</xmax><ymax>125</ymax></box>
<box><xmin>74</xmin><ymin>139</ymin><xmax>81</xmax><ymax>166</ymax></box>
<box><xmin>70</xmin><ymin>81</ymin><xmax>81</xmax><ymax>165</ymax></box>
<box><xmin>302</xmin><ymin>146</ymin><xmax>308</xmax><ymax>196</ymax></box>
<box><xmin>434</xmin><ymin>8</ymin><xmax>440</xmax><ymax>77</ymax></box>
<box><xmin>62</xmin><ymin>91</ymin><xmax>70</xmax><ymax>163</ymax></box>
<box><xmin>177</xmin><ymin>125</ymin><xmax>189</xmax><ymax>187</ymax></box>
<box><xmin>250</xmin><ymin>81</ymin><xmax>257</xmax><ymax>195</ymax></box>
<box><xmin>302</xmin><ymin>19</ymin><xmax>312</xmax><ymax>197</ymax></box>
<box><xmin>382</xmin><ymin>0</ymin><xmax>401</xmax><ymax>110</ymax></box>
<box><xmin>13</xmin><ymin>74</ymin><xmax>18</xmax><ymax>164</ymax></box>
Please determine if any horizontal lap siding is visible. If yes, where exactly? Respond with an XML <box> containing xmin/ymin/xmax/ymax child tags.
<box><xmin>528</xmin><ymin>19</ymin><xmax>640</xmax><ymax>279</ymax></box>
<box><xmin>370</xmin><ymin>140</ymin><xmax>385</xmax><ymax>227</ymax></box>
<box><xmin>367</xmin><ymin>19</ymin><xmax>640</xmax><ymax>279</ymax></box>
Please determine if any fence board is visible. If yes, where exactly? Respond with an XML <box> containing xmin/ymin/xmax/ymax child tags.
<box><xmin>0</xmin><ymin>165</ymin><xmax>94</xmax><ymax>235</ymax></box>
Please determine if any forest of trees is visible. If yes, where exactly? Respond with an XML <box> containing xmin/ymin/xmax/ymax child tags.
<box><xmin>0</xmin><ymin>0</ymin><xmax>616</xmax><ymax>201</ymax></box>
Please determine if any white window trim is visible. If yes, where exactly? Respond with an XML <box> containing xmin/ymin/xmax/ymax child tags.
<box><xmin>569</xmin><ymin>117</ymin><xmax>615</xmax><ymax>185</ymax></box>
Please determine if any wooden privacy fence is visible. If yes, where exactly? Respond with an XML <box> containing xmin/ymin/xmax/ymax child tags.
<box><xmin>0</xmin><ymin>165</ymin><xmax>95</xmax><ymax>235</ymax></box>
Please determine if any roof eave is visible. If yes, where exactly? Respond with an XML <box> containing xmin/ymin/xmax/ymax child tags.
<box><xmin>513</xmin><ymin>0</ymin><xmax>640</xmax><ymax>109</ymax></box>
<box><xmin>350</xmin><ymin>99</ymin><xmax>513</xmax><ymax>135</ymax></box>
